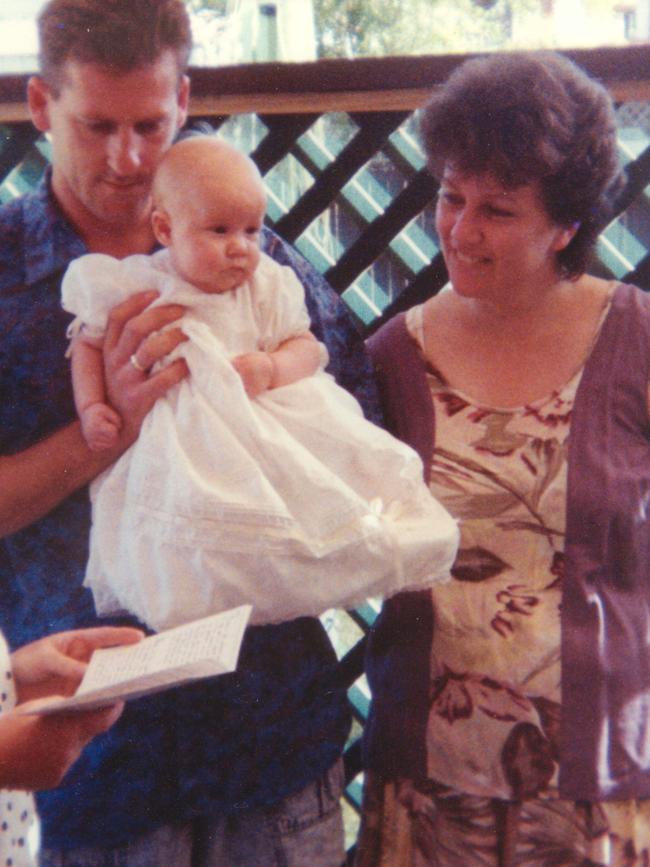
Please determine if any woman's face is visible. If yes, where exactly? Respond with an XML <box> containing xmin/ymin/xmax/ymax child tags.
<box><xmin>435</xmin><ymin>168</ymin><xmax>574</xmax><ymax>306</ymax></box>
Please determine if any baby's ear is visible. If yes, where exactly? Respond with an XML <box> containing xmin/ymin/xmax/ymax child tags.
<box><xmin>151</xmin><ymin>208</ymin><xmax>172</xmax><ymax>247</ymax></box>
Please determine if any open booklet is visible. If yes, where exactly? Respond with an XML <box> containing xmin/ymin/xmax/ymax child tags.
<box><xmin>18</xmin><ymin>604</ymin><xmax>252</xmax><ymax>715</ymax></box>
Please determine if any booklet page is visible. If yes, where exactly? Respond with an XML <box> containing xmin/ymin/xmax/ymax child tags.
<box><xmin>19</xmin><ymin>604</ymin><xmax>252</xmax><ymax>715</ymax></box>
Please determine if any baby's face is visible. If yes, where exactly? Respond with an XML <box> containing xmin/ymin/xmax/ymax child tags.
<box><xmin>166</xmin><ymin>177</ymin><xmax>265</xmax><ymax>294</ymax></box>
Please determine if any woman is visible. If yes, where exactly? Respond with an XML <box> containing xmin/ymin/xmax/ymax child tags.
<box><xmin>357</xmin><ymin>51</ymin><xmax>649</xmax><ymax>865</ymax></box>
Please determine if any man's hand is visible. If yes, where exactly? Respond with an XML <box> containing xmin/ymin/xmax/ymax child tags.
<box><xmin>0</xmin><ymin>293</ymin><xmax>189</xmax><ymax>537</ymax></box>
<box><xmin>103</xmin><ymin>291</ymin><xmax>189</xmax><ymax>446</ymax></box>
<box><xmin>12</xmin><ymin>626</ymin><xmax>143</xmax><ymax>704</ymax></box>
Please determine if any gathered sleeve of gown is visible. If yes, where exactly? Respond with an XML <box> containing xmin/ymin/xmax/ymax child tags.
<box><xmin>61</xmin><ymin>253</ymin><xmax>164</xmax><ymax>346</ymax></box>
<box><xmin>251</xmin><ymin>256</ymin><xmax>328</xmax><ymax>365</ymax></box>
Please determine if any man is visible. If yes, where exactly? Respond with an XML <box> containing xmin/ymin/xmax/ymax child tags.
<box><xmin>0</xmin><ymin>1</ymin><xmax>379</xmax><ymax>863</ymax></box>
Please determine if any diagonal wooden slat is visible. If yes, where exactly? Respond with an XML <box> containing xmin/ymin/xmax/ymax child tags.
<box><xmin>273</xmin><ymin>111</ymin><xmax>410</xmax><ymax>242</ymax></box>
<box><xmin>252</xmin><ymin>113</ymin><xmax>319</xmax><ymax>175</ymax></box>
<box><xmin>366</xmin><ymin>252</ymin><xmax>450</xmax><ymax>335</ymax></box>
<box><xmin>325</xmin><ymin>167</ymin><xmax>438</xmax><ymax>291</ymax></box>
<box><xmin>613</xmin><ymin>143</ymin><xmax>650</xmax><ymax>215</ymax></box>
<box><xmin>624</xmin><ymin>252</ymin><xmax>650</xmax><ymax>288</ymax></box>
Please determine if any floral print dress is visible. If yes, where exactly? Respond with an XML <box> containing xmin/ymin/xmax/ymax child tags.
<box><xmin>356</xmin><ymin>299</ymin><xmax>650</xmax><ymax>867</ymax></box>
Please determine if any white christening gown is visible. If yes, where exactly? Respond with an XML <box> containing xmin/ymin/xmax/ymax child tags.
<box><xmin>62</xmin><ymin>250</ymin><xmax>458</xmax><ymax>630</ymax></box>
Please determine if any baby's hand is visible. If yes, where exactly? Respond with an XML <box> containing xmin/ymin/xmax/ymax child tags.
<box><xmin>231</xmin><ymin>352</ymin><xmax>274</xmax><ymax>398</ymax></box>
<box><xmin>81</xmin><ymin>402</ymin><xmax>123</xmax><ymax>451</ymax></box>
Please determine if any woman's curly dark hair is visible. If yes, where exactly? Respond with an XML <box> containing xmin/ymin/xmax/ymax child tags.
<box><xmin>420</xmin><ymin>51</ymin><xmax>625</xmax><ymax>279</ymax></box>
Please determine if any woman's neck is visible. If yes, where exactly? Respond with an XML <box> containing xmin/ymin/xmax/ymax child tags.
<box><xmin>452</xmin><ymin>274</ymin><xmax>577</xmax><ymax>337</ymax></box>
<box><xmin>423</xmin><ymin>274</ymin><xmax>613</xmax><ymax>408</ymax></box>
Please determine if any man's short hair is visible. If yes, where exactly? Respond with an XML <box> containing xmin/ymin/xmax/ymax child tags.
<box><xmin>37</xmin><ymin>0</ymin><xmax>192</xmax><ymax>94</ymax></box>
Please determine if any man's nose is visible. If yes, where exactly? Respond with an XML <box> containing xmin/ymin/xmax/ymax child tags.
<box><xmin>107</xmin><ymin>129</ymin><xmax>143</xmax><ymax>175</ymax></box>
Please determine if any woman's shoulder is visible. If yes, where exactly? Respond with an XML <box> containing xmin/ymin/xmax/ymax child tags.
<box><xmin>605</xmin><ymin>277</ymin><xmax>650</xmax><ymax>311</ymax></box>
<box><xmin>414</xmin><ymin>286</ymin><xmax>462</xmax><ymax>353</ymax></box>
<box><xmin>366</xmin><ymin>306</ymin><xmax>426</xmax><ymax>373</ymax></box>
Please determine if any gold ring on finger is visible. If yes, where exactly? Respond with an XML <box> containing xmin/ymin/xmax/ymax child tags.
<box><xmin>129</xmin><ymin>353</ymin><xmax>147</xmax><ymax>373</ymax></box>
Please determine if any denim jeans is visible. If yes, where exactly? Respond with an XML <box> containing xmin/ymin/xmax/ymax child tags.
<box><xmin>39</xmin><ymin>759</ymin><xmax>345</xmax><ymax>867</ymax></box>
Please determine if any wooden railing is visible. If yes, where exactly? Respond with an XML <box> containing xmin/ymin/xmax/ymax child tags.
<box><xmin>2</xmin><ymin>45</ymin><xmax>650</xmax><ymax>860</ymax></box>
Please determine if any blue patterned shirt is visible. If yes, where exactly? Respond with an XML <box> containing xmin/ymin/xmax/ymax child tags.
<box><xmin>0</xmin><ymin>170</ymin><xmax>380</xmax><ymax>849</ymax></box>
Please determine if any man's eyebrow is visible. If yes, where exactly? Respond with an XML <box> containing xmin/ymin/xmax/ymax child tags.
<box><xmin>77</xmin><ymin>112</ymin><xmax>168</xmax><ymax>123</ymax></box>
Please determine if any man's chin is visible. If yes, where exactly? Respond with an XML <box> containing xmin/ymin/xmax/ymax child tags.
<box><xmin>92</xmin><ymin>194</ymin><xmax>152</xmax><ymax>227</ymax></box>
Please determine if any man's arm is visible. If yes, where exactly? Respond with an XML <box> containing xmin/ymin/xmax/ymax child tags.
<box><xmin>0</xmin><ymin>292</ymin><xmax>188</xmax><ymax>538</ymax></box>
<box><xmin>0</xmin><ymin>422</ymin><xmax>114</xmax><ymax>537</ymax></box>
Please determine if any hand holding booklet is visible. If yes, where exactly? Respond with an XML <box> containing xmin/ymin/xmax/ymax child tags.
<box><xmin>19</xmin><ymin>604</ymin><xmax>252</xmax><ymax>715</ymax></box>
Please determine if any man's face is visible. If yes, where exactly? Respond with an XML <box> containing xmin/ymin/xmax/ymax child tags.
<box><xmin>28</xmin><ymin>51</ymin><xmax>189</xmax><ymax>233</ymax></box>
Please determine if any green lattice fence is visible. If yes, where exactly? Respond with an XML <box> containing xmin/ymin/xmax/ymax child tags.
<box><xmin>2</xmin><ymin>46</ymin><xmax>650</xmax><ymax>862</ymax></box>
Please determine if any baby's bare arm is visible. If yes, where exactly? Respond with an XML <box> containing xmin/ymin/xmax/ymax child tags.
<box><xmin>232</xmin><ymin>332</ymin><xmax>322</xmax><ymax>398</ymax></box>
<box><xmin>269</xmin><ymin>332</ymin><xmax>322</xmax><ymax>387</ymax></box>
<box><xmin>71</xmin><ymin>340</ymin><xmax>122</xmax><ymax>451</ymax></box>
<box><xmin>70</xmin><ymin>339</ymin><xmax>108</xmax><ymax>415</ymax></box>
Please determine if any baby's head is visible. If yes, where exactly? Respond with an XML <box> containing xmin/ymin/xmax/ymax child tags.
<box><xmin>152</xmin><ymin>136</ymin><xmax>267</xmax><ymax>293</ymax></box>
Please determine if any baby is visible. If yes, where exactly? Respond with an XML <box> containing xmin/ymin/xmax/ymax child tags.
<box><xmin>62</xmin><ymin>136</ymin><xmax>459</xmax><ymax>630</ymax></box>
<box><xmin>71</xmin><ymin>136</ymin><xmax>322</xmax><ymax>451</ymax></box>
